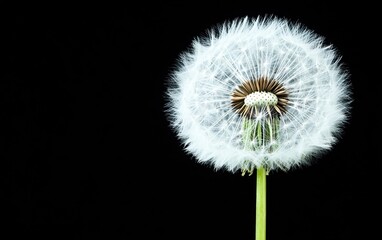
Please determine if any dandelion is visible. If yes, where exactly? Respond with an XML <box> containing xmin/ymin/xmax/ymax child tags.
<box><xmin>166</xmin><ymin>16</ymin><xmax>351</xmax><ymax>240</ymax></box>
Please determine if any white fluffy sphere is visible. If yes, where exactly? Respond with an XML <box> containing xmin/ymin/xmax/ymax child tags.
<box><xmin>167</xmin><ymin>17</ymin><xmax>351</xmax><ymax>172</ymax></box>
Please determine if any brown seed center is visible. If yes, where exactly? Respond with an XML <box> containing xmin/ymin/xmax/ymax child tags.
<box><xmin>231</xmin><ymin>77</ymin><xmax>289</xmax><ymax>118</ymax></box>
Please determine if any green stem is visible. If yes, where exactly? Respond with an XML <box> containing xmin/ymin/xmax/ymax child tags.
<box><xmin>242</xmin><ymin>117</ymin><xmax>276</xmax><ymax>239</ymax></box>
<box><xmin>256</xmin><ymin>167</ymin><xmax>266</xmax><ymax>240</ymax></box>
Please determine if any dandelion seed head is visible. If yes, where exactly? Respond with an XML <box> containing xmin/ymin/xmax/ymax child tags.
<box><xmin>166</xmin><ymin>16</ymin><xmax>351</xmax><ymax>172</ymax></box>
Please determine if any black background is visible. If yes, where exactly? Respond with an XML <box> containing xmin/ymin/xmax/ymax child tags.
<box><xmin>2</xmin><ymin>3</ymin><xmax>381</xmax><ymax>239</ymax></box>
